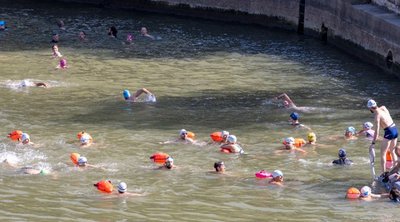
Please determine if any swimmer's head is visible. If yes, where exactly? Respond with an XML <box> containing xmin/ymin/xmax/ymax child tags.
<box><xmin>221</xmin><ymin>130</ymin><xmax>229</xmax><ymax>138</ymax></box>
<box><xmin>21</xmin><ymin>80</ymin><xmax>29</xmax><ymax>87</ymax></box>
<box><xmin>345</xmin><ymin>126</ymin><xmax>356</xmax><ymax>136</ymax></box>
<box><xmin>227</xmin><ymin>135</ymin><xmax>237</xmax><ymax>143</ymax></box>
<box><xmin>165</xmin><ymin>157</ymin><xmax>174</xmax><ymax>169</ymax></box>
<box><xmin>80</xmin><ymin>134</ymin><xmax>91</xmax><ymax>145</ymax></box>
<box><xmin>126</xmin><ymin>34</ymin><xmax>133</xmax><ymax>42</ymax></box>
<box><xmin>40</xmin><ymin>169</ymin><xmax>50</xmax><ymax>175</ymax></box>
<box><xmin>79</xmin><ymin>31</ymin><xmax>86</xmax><ymax>40</ymax></box>
<box><xmin>214</xmin><ymin>161</ymin><xmax>225</xmax><ymax>172</ymax></box>
<box><xmin>59</xmin><ymin>58</ymin><xmax>67</xmax><ymax>68</ymax></box>
<box><xmin>123</xmin><ymin>90</ymin><xmax>131</xmax><ymax>100</ymax></box>
<box><xmin>363</xmin><ymin>122</ymin><xmax>373</xmax><ymax>130</ymax></box>
<box><xmin>290</xmin><ymin>112</ymin><xmax>299</xmax><ymax>121</ymax></box>
<box><xmin>77</xmin><ymin>156</ymin><xmax>87</xmax><ymax>166</ymax></box>
<box><xmin>272</xmin><ymin>170</ymin><xmax>283</xmax><ymax>181</ymax></box>
<box><xmin>338</xmin><ymin>148</ymin><xmax>347</xmax><ymax>158</ymax></box>
<box><xmin>360</xmin><ymin>186</ymin><xmax>371</xmax><ymax>197</ymax></box>
<box><xmin>179</xmin><ymin>129</ymin><xmax>187</xmax><ymax>138</ymax></box>
<box><xmin>284</xmin><ymin>137</ymin><xmax>295</xmax><ymax>145</ymax></box>
<box><xmin>118</xmin><ymin>182</ymin><xmax>127</xmax><ymax>193</ymax></box>
<box><xmin>0</xmin><ymin>21</ymin><xmax>5</xmax><ymax>26</ymax></box>
<box><xmin>141</xmin><ymin>27</ymin><xmax>148</xmax><ymax>35</ymax></box>
<box><xmin>21</xmin><ymin>133</ymin><xmax>30</xmax><ymax>144</ymax></box>
<box><xmin>367</xmin><ymin>99</ymin><xmax>377</xmax><ymax>109</ymax></box>
<box><xmin>307</xmin><ymin>132</ymin><xmax>317</xmax><ymax>143</ymax></box>
<box><xmin>283</xmin><ymin>100</ymin><xmax>289</xmax><ymax>107</ymax></box>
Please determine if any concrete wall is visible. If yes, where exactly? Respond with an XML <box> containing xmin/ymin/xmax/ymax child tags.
<box><xmin>54</xmin><ymin>0</ymin><xmax>400</xmax><ymax>76</ymax></box>
<box><xmin>373</xmin><ymin>0</ymin><xmax>400</xmax><ymax>14</ymax></box>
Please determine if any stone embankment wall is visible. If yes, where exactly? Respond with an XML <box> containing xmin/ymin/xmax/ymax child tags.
<box><xmin>373</xmin><ymin>0</ymin><xmax>400</xmax><ymax>14</ymax></box>
<box><xmin>55</xmin><ymin>0</ymin><xmax>400</xmax><ymax>76</ymax></box>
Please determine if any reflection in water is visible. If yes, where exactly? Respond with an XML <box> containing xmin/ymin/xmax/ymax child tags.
<box><xmin>0</xmin><ymin>0</ymin><xmax>400</xmax><ymax>221</ymax></box>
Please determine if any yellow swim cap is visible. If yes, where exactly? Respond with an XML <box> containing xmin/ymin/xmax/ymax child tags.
<box><xmin>307</xmin><ymin>132</ymin><xmax>316</xmax><ymax>142</ymax></box>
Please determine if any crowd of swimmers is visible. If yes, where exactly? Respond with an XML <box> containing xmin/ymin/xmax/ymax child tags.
<box><xmin>2</xmin><ymin>19</ymin><xmax>400</xmax><ymax>202</ymax></box>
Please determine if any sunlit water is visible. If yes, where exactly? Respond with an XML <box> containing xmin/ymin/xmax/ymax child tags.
<box><xmin>0</xmin><ymin>1</ymin><xmax>400</xmax><ymax>221</ymax></box>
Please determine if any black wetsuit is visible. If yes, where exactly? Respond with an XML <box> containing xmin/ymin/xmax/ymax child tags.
<box><xmin>332</xmin><ymin>158</ymin><xmax>353</xmax><ymax>165</ymax></box>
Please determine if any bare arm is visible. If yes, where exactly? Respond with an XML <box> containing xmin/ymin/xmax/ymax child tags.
<box><xmin>276</xmin><ymin>93</ymin><xmax>295</xmax><ymax>107</ymax></box>
<box><xmin>372</xmin><ymin>114</ymin><xmax>380</xmax><ymax>143</ymax></box>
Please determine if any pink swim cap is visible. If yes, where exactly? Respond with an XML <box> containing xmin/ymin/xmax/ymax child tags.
<box><xmin>60</xmin><ymin>59</ymin><xmax>67</xmax><ymax>68</ymax></box>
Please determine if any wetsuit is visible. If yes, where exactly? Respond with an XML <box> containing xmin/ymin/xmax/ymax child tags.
<box><xmin>332</xmin><ymin>158</ymin><xmax>353</xmax><ymax>165</ymax></box>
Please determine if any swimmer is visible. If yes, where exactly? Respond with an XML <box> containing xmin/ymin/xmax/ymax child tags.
<box><xmin>79</xmin><ymin>31</ymin><xmax>86</xmax><ymax>41</ymax></box>
<box><xmin>0</xmin><ymin>20</ymin><xmax>7</xmax><ymax>31</ymax></box>
<box><xmin>359</xmin><ymin>186</ymin><xmax>388</xmax><ymax>200</ymax></box>
<box><xmin>160</xmin><ymin>129</ymin><xmax>194</xmax><ymax>144</ymax></box>
<box><xmin>78</xmin><ymin>131</ymin><xmax>93</xmax><ymax>147</ymax></box>
<box><xmin>108</xmin><ymin>26</ymin><xmax>118</xmax><ymax>38</ymax></box>
<box><xmin>116</xmin><ymin>182</ymin><xmax>144</xmax><ymax>196</ymax></box>
<box><xmin>368</xmin><ymin>99</ymin><xmax>398</xmax><ymax>176</ymax></box>
<box><xmin>51</xmin><ymin>33</ymin><xmax>59</xmax><ymax>43</ymax></box>
<box><xmin>269</xmin><ymin>170</ymin><xmax>284</xmax><ymax>186</ymax></box>
<box><xmin>275</xmin><ymin>93</ymin><xmax>312</xmax><ymax>112</ymax></box>
<box><xmin>140</xmin><ymin>27</ymin><xmax>155</xmax><ymax>40</ymax></box>
<box><xmin>382</xmin><ymin>145</ymin><xmax>400</xmax><ymax>182</ymax></box>
<box><xmin>213</xmin><ymin>161</ymin><xmax>226</xmax><ymax>174</ymax></box>
<box><xmin>56</xmin><ymin>58</ymin><xmax>68</xmax><ymax>69</ymax></box>
<box><xmin>75</xmin><ymin>156</ymin><xmax>104</xmax><ymax>170</ymax></box>
<box><xmin>332</xmin><ymin>148</ymin><xmax>353</xmax><ymax>165</ymax></box>
<box><xmin>157</xmin><ymin>157</ymin><xmax>175</xmax><ymax>170</ymax></box>
<box><xmin>20</xmin><ymin>80</ymin><xmax>47</xmax><ymax>88</ymax></box>
<box><xmin>220</xmin><ymin>135</ymin><xmax>244</xmax><ymax>154</ymax></box>
<box><xmin>3</xmin><ymin>160</ymin><xmax>51</xmax><ymax>175</ymax></box>
<box><xmin>52</xmin><ymin>44</ymin><xmax>62</xmax><ymax>58</ymax></box>
<box><xmin>208</xmin><ymin>130</ymin><xmax>230</xmax><ymax>145</ymax></box>
<box><xmin>281</xmin><ymin>137</ymin><xmax>306</xmax><ymax>153</ymax></box>
<box><xmin>126</xmin><ymin>33</ymin><xmax>133</xmax><ymax>43</ymax></box>
<box><xmin>344</xmin><ymin>126</ymin><xmax>357</xmax><ymax>140</ymax></box>
<box><xmin>57</xmin><ymin>19</ymin><xmax>65</xmax><ymax>30</ymax></box>
<box><xmin>20</xmin><ymin>133</ymin><xmax>34</xmax><ymax>145</ymax></box>
<box><xmin>307</xmin><ymin>132</ymin><xmax>317</xmax><ymax>145</ymax></box>
<box><xmin>357</xmin><ymin>122</ymin><xmax>375</xmax><ymax>140</ymax></box>
<box><xmin>123</xmin><ymin>88</ymin><xmax>155</xmax><ymax>102</ymax></box>
<box><xmin>288</xmin><ymin>112</ymin><xmax>311</xmax><ymax>130</ymax></box>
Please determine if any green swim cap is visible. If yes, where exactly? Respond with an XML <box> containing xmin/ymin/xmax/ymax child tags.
<box><xmin>40</xmin><ymin>169</ymin><xmax>49</xmax><ymax>175</ymax></box>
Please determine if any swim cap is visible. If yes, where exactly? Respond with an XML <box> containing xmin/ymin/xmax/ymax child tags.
<box><xmin>165</xmin><ymin>157</ymin><xmax>174</xmax><ymax>168</ymax></box>
<box><xmin>284</xmin><ymin>137</ymin><xmax>295</xmax><ymax>145</ymax></box>
<box><xmin>272</xmin><ymin>170</ymin><xmax>283</xmax><ymax>178</ymax></box>
<box><xmin>346</xmin><ymin>126</ymin><xmax>356</xmax><ymax>135</ymax></box>
<box><xmin>221</xmin><ymin>131</ymin><xmax>229</xmax><ymax>137</ymax></box>
<box><xmin>179</xmin><ymin>129</ymin><xmax>187</xmax><ymax>136</ymax></box>
<box><xmin>40</xmin><ymin>169</ymin><xmax>49</xmax><ymax>175</ymax></box>
<box><xmin>363</xmin><ymin>122</ymin><xmax>373</xmax><ymax>129</ymax></box>
<box><xmin>0</xmin><ymin>21</ymin><xmax>4</xmax><ymax>26</ymax></box>
<box><xmin>118</xmin><ymin>182</ymin><xmax>127</xmax><ymax>193</ymax></box>
<box><xmin>21</xmin><ymin>133</ymin><xmax>30</xmax><ymax>142</ymax></box>
<box><xmin>78</xmin><ymin>156</ymin><xmax>87</xmax><ymax>166</ymax></box>
<box><xmin>307</xmin><ymin>132</ymin><xmax>316</xmax><ymax>142</ymax></box>
<box><xmin>123</xmin><ymin>90</ymin><xmax>131</xmax><ymax>100</ymax></box>
<box><xmin>214</xmin><ymin>161</ymin><xmax>224</xmax><ymax>169</ymax></box>
<box><xmin>338</xmin><ymin>148</ymin><xmax>346</xmax><ymax>158</ymax></box>
<box><xmin>367</xmin><ymin>99</ymin><xmax>377</xmax><ymax>108</ymax></box>
<box><xmin>290</xmin><ymin>112</ymin><xmax>299</xmax><ymax>120</ymax></box>
<box><xmin>21</xmin><ymin>80</ymin><xmax>28</xmax><ymax>87</ymax></box>
<box><xmin>360</xmin><ymin>186</ymin><xmax>371</xmax><ymax>197</ymax></box>
<box><xmin>80</xmin><ymin>134</ymin><xmax>91</xmax><ymax>144</ymax></box>
<box><xmin>227</xmin><ymin>135</ymin><xmax>237</xmax><ymax>143</ymax></box>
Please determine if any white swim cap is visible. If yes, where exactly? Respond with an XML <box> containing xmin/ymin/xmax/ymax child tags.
<box><xmin>367</xmin><ymin>99</ymin><xmax>377</xmax><ymax>108</ymax></box>
<box><xmin>77</xmin><ymin>156</ymin><xmax>87</xmax><ymax>166</ymax></box>
<box><xmin>21</xmin><ymin>133</ymin><xmax>30</xmax><ymax>142</ymax></box>
<box><xmin>21</xmin><ymin>80</ymin><xmax>29</xmax><ymax>87</ymax></box>
<box><xmin>80</xmin><ymin>134</ymin><xmax>90</xmax><ymax>144</ymax></box>
<box><xmin>221</xmin><ymin>131</ymin><xmax>229</xmax><ymax>137</ymax></box>
<box><xmin>360</xmin><ymin>186</ymin><xmax>371</xmax><ymax>197</ymax></box>
<box><xmin>363</xmin><ymin>122</ymin><xmax>373</xmax><ymax>129</ymax></box>
<box><xmin>179</xmin><ymin>129</ymin><xmax>187</xmax><ymax>136</ymax></box>
<box><xmin>165</xmin><ymin>157</ymin><xmax>174</xmax><ymax>168</ymax></box>
<box><xmin>118</xmin><ymin>182</ymin><xmax>127</xmax><ymax>193</ymax></box>
<box><xmin>285</xmin><ymin>137</ymin><xmax>295</xmax><ymax>145</ymax></box>
<box><xmin>272</xmin><ymin>170</ymin><xmax>283</xmax><ymax>178</ymax></box>
<box><xmin>227</xmin><ymin>135</ymin><xmax>237</xmax><ymax>143</ymax></box>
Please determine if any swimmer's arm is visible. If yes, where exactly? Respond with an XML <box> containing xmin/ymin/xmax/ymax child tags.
<box><xmin>35</xmin><ymin>82</ymin><xmax>47</xmax><ymax>88</ymax></box>
<box><xmin>372</xmin><ymin>115</ymin><xmax>380</xmax><ymax>143</ymax></box>
<box><xmin>277</xmin><ymin>93</ymin><xmax>295</xmax><ymax>106</ymax></box>
<box><xmin>294</xmin><ymin>147</ymin><xmax>307</xmax><ymax>153</ymax></box>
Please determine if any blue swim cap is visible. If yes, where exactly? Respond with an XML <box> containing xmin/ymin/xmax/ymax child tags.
<box><xmin>123</xmin><ymin>90</ymin><xmax>131</xmax><ymax>100</ymax></box>
<box><xmin>346</xmin><ymin>126</ymin><xmax>356</xmax><ymax>135</ymax></box>
<box><xmin>290</xmin><ymin>112</ymin><xmax>299</xmax><ymax>120</ymax></box>
<box><xmin>0</xmin><ymin>21</ymin><xmax>4</xmax><ymax>26</ymax></box>
<box><xmin>338</xmin><ymin>148</ymin><xmax>346</xmax><ymax>158</ymax></box>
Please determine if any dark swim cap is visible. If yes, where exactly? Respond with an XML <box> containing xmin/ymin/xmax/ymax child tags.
<box><xmin>290</xmin><ymin>112</ymin><xmax>299</xmax><ymax>120</ymax></box>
